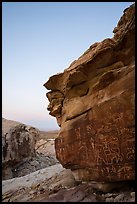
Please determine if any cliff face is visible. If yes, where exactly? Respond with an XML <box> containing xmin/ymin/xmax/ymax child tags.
<box><xmin>44</xmin><ymin>4</ymin><xmax>135</xmax><ymax>182</ymax></box>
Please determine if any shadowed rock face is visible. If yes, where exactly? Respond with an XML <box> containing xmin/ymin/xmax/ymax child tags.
<box><xmin>2</xmin><ymin>118</ymin><xmax>39</xmax><ymax>180</ymax></box>
<box><xmin>44</xmin><ymin>4</ymin><xmax>135</xmax><ymax>182</ymax></box>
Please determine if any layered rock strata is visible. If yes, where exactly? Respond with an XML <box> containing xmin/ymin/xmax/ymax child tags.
<box><xmin>44</xmin><ymin>4</ymin><xmax>135</xmax><ymax>182</ymax></box>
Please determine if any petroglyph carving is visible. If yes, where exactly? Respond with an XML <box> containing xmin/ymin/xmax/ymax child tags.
<box><xmin>45</xmin><ymin>4</ymin><xmax>135</xmax><ymax>182</ymax></box>
<box><xmin>75</xmin><ymin>127</ymin><xmax>81</xmax><ymax>140</ymax></box>
<box><xmin>86</xmin><ymin>124</ymin><xmax>96</xmax><ymax>135</ymax></box>
<box><xmin>117</xmin><ymin>166</ymin><xmax>134</xmax><ymax>180</ymax></box>
<box><xmin>79</xmin><ymin>146</ymin><xmax>88</xmax><ymax>161</ymax></box>
<box><xmin>125</xmin><ymin>110</ymin><xmax>134</xmax><ymax>121</ymax></box>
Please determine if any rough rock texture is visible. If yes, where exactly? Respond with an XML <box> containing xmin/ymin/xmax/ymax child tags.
<box><xmin>11</xmin><ymin>138</ymin><xmax>59</xmax><ymax>178</ymax></box>
<box><xmin>2</xmin><ymin>164</ymin><xmax>76</xmax><ymax>202</ymax></box>
<box><xmin>35</xmin><ymin>138</ymin><xmax>56</xmax><ymax>157</ymax></box>
<box><xmin>44</xmin><ymin>4</ymin><xmax>135</xmax><ymax>183</ymax></box>
<box><xmin>2</xmin><ymin>121</ymin><xmax>135</xmax><ymax>202</ymax></box>
<box><xmin>12</xmin><ymin>152</ymin><xmax>58</xmax><ymax>178</ymax></box>
<box><xmin>2</xmin><ymin>118</ymin><xmax>39</xmax><ymax>180</ymax></box>
<box><xmin>2</xmin><ymin>165</ymin><xmax>135</xmax><ymax>202</ymax></box>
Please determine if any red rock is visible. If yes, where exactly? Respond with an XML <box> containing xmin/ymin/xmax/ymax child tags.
<box><xmin>44</xmin><ymin>4</ymin><xmax>135</xmax><ymax>182</ymax></box>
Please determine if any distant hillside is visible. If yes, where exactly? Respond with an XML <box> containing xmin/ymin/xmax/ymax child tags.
<box><xmin>2</xmin><ymin>117</ymin><xmax>59</xmax><ymax>140</ymax></box>
<box><xmin>2</xmin><ymin>118</ymin><xmax>22</xmax><ymax>134</ymax></box>
<box><xmin>38</xmin><ymin>130</ymin><xmax>59</xmax><ymax>140</ymax></box>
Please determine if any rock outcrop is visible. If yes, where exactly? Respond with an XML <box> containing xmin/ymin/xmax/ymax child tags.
<box><xmin>2</xmin><ymin>118</ymin><xmax>39</xmax><ymax>180</ymax></box>
<box><xmin>2</xmin><ymin>164</ymin><xmax>135</xmax><ymax>202</ymax></box>
<box><xmin>44</xmin><ymin>4</ymin><xmax>135</xmax><ymax>183</ymax></box>
<box><xmin>12</xmin><ymin>138</ymin><xmax>59</xmax><ymax>178</ymax></box>
<box><xmin>2</xmin><ymin>164</ymin><xmax>76</xmax><ymax>202</ymax></box>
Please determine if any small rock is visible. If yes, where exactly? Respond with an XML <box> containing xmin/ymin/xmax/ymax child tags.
<box><xmin>105</xmin><ymin>193</ymin><xmax>113</xmax><ymax>198</ymax></box>
<box><xmin>114</xmin><ymin>194</ymin><xmax>124</xmax><ymax>202</ymax></box>
<box><xmin>29</xmin><ymin>190</ymin><xmax>37</xmax><ymax>195</ymax></box>
<box><xmin>130</xmin><ymin>192</ymin><xmax>135</xmax><ymax>198</ymax></box>
<box><xmin>106</xmin><ymin>197</ymin><xmax>114</xmax><ymax>202</ymax></box>
<box><xmin>130</xmin><ymin>197</ymin><xmax>135</xmax><ymax>202</ymax></box>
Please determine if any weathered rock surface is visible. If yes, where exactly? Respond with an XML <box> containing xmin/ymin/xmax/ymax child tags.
<box><xmin>44</xmin><ymin>4</ymin><xmax>135</xmax><ymax>182</ymax></box>
<box><xmin>2</xmin><ymin>118</ymin><xmax>60</xmax><ymax>179</ymax></box>
<box><xmin>2</xmin><ymin>164</ymin><xmax>76</xmax><ymax>202</ymax></box>
<box><xmin>2</xmin><ymin>121</ymin><xmax>135</xmax><ymax>202</ymax></box>
<box><xmin>12</xmin><ymin>152</ymin><xmax>58</xmax><ymax>178</ymax></box>
<box><xmin>2</xmin><ymin>169</ymin><xmax>135</xmax><ymax>202</ymax></box>
<box><xmin>12</xmin><ymin>137</ymin><xmax>59</xmax><ymax>178</ymax></box>
<box><xmin>35</xmin><ymin>138</ymin><xmax>56</xmax><ymax>157</ymax></box>
<box><xmin>2</xmin><ymin>118</ymin><xmax>39</xmax><ymax>180</ymax></box>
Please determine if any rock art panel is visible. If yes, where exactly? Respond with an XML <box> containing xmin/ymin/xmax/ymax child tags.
<box><xmin>44</xmin><ymin>4</ymin><xmax>135</xmax><ymax>182</ymax></box>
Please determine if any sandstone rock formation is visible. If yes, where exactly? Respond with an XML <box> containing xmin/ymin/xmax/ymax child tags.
<box><xmin>2</xmin><ymin>118</ymin><xmax>39</xmax><ymax>180</ymax></box>
<box><xmin>44</xmin><ymin>4</ymin><xmax>135</xmax><ymax>183</ymax></box>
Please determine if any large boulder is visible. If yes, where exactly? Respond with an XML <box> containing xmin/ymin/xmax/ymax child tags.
<box><xmin>2</xmin><ymin>118</ymin><xmax>39</xmax><ymax>180</ymax></box>
<box><xmin>44</xmin><ymin>4</ymin><xmax>135</xmax><ymax>182</ymax></box>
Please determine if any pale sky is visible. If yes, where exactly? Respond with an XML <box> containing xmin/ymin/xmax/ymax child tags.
<box><xmin>2</xmin><ymin>2</ymin><xmax>133</xmax><ymax>130</ymax></box>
